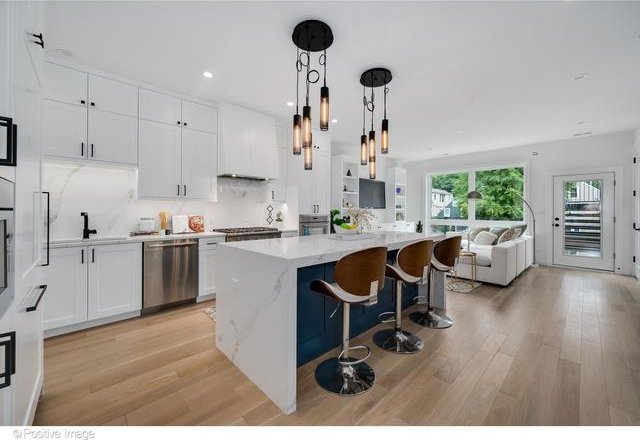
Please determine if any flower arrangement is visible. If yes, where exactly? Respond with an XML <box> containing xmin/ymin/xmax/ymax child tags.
<box><xmin>346</xmin><ymin>207</ymin><xmax>375</xmax><ymax>231</ymax></box>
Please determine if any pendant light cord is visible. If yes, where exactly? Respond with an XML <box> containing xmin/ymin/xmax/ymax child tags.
<box><xmin>305</xmin><ymin>50</ymin><xmax>310</xmax><ymax>106</ymax></box>
<box><xmin>295</xmin><ymin>47</ymin><xmax>300</xmax><ymax>113</ymax></box>
<box><xmin>362</xmin><ymin>84</ymin><xmax>366</xmax><ymax>136</ymax></box>
<box><xmin>384</xmin><ymin>85</ymin><xmax>388</xmax><ymax>119</ymax></box>
<box><xmin>370</xmin><ymin>84</ymin><xmax>374</xmax><ymax>131</ymax></box>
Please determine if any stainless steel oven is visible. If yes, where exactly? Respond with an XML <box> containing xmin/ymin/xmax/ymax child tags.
<box><xmin>299</xmin><ymin>214</ymin><xmax>330</xmax><ymax>236</ymax></box>
<box><xmin>0</xmin><ymin>176</ymin><xmax>14</xmax><ymax>318</ymax></box>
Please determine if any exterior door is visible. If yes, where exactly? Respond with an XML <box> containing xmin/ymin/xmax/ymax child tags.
<box><xmin>553</xmin><ymin>172</ymin><xmax>615</xmax><ymax>271</ymax></box>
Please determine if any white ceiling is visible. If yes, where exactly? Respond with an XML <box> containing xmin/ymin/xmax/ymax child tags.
<box><xmin>44</xmin><ymin>1</ymin><xmax>640</xmax><ymax>162</ymax></box>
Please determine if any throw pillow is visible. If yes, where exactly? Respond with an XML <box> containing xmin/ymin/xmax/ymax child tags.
<box><xmin>468</xmin><ymin>227</ymin><xmax>490</xmax><ymax>242</ymax></box>
<box><xmin>489</xmin><ymin>227</ymin><xmax>508</xmax><ymax>238</ymax></box>
<box><xmin>474</xmin><ymin>231</ymin><xmax>498</xmax><ymax>245</ymax></box>
<box><xmin>497</xmin><ymin>228</ymin><xmax>517</xmax><ymax>244</ymax></box>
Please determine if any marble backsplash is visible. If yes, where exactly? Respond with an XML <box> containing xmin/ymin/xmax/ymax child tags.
<box><xmin>43</xmin><ymin>161</ymin><xmax>297</xmax><ymax>240</ymax></box>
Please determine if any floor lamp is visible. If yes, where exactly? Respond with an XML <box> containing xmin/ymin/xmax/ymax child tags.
<box><xmin>466</xmin><ymin>190</ymin><xmax>483</xmax><ymax>252</ymax></box>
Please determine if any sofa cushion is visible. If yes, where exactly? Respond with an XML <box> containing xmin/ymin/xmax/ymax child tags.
<box><xmin>489</xmin><ymin>227</ymin><xmax>508</xmax><ymax>239</ymax></box>
<box><xmin>474</xmin><ymin>231</ymin><xmax>498</xmax><ymax>245</ymax></box>
<box><xmin>468</xmin><ymin>227</ymin><xmax>490</xmax><ymax>242</ymax></box>
<box><xmin>460</xmin><ymin>246</ymin><xmax>492</xmax><ymax>267</ymax></box>
<box><xmin>497</xmin><ymin>228</ymin><xmax>518</xmax><ymax>244</ymax></box>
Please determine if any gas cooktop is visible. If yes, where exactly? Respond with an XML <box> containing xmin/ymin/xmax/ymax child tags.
<box><xmin>212</xmin><ymin>227</ymin><xmax>282</xmax><ymax>242</ymax></box>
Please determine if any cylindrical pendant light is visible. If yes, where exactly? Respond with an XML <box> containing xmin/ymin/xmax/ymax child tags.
<box><xmin>304</xmin><ymin>134</ymin><xmax>313</xmax><ymax>170</ymax></box>
<box><xmin>360</xmin><ymin>135</ymin><xmax>368</xmax><ymax>166</ymax></box>
<box><xmin>381</xmin><ymin>84</ymin><xmax>389</xmax><ymax>154</ymax></box>
<box><xmin>293</xmin><ymin>114</ymin><xmax>302</xmax><ymax>155</ymax></box>
<box><xmin>320</xmin><ymin>86</ymin><xmax>329</xmax><ymax>131</ymax></box>
<box><xmin>368</xmin><ymin>130</ymin><xmax>376</xmax><ymax>179</ymax></box>
<box><xmin>302</xmin><ymin>105</ymin><xmax>312</xmax><ymax>149</ymax></box>
<box><xmin>381</xmin><ymin>118</ymin><xmax>389</xmax><ymax>154</ymax></box>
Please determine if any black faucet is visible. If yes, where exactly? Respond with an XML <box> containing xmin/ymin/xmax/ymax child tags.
<box><xmin>81</xmin><ymin>212</ymin><xmax>97</xmax><ymax>239</ymax></box>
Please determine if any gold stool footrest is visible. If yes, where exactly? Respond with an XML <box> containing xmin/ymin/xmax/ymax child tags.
<box><xmin>338</xmin><ymin>345</ymin><xmax>371</xmax><ymax>366</ymax></box>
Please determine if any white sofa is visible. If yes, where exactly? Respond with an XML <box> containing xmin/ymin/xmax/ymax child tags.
<box><xmin>453</xmin><ymin>235</ymin><xmax>534</xmax><ymax>286</ymax></box>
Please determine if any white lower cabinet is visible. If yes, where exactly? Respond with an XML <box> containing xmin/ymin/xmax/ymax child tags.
<box><xmin>42</xmin><ymin>243</ymin><xmax>142</xmax><ymax>333</ymax></box>
<box><xmin>88</xmin><ymin>243</ymin><xmax>142</xmax><ymax>320</ymax></box>
<box><xmin>42</xmin><ymin>247</ymin><xmax>88</xmax><ymax>330</ymax></box>
<box><xmin>198</xmin><ymin>238</ymin><xmax>224</xmax><ymax>298</ymax></box>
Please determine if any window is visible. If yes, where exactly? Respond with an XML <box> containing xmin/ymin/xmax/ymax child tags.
<box><xmin>475</xmin><ymin>167</ymin><xmax>524</xmax><ymax>221</ymax></box>
<box><xmin>428</xmin><ymin>165</ymin><xmax>525</xmax><ymax>229</ymax></box>
<box><xmin>430</xmin><ymin>172</ymin><xmax>468</xmax><ymax>220</ymax></box>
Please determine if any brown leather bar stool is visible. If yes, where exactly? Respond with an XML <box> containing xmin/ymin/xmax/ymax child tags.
<box><xmin>410</xmin><ymin>235</ymin><xmax>461</xmax><ymax>329</ymax></box>
<box><xmin>373</xmin><ymin>239</ymin><xmax>433</xmax><ymax>354</ymax></box>
<box><xmin>310</xmin><ymin>246</ymin><xmax>387</xmax><ymax>395</ymax></box>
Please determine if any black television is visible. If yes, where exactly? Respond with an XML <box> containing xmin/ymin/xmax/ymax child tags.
<box><xmin>359</xmin><ymin>178</ymin><xmax>386</xmax><ymax>209</ymax></box>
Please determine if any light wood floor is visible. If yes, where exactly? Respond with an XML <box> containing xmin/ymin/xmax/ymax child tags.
<box><xmin>34</xmin><ymin>266</ymin><xmax>640</xmax><ymax>426</ymax></box>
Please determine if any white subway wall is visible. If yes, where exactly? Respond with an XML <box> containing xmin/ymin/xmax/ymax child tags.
<box><xmin>404</xmin><ymin>130</ymin><xmax>635</xmax><ymax>274</ymax></box>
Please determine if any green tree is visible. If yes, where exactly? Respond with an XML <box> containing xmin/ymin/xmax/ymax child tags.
<box><xmin>475</xmin><ymin>167</ymin><xmax>524</xmax><ymax>221</ymax></box>
<box><xmin>431</xmin><ymin>172</ymin><xmax>469</xmax><ymax>218</ymax></box>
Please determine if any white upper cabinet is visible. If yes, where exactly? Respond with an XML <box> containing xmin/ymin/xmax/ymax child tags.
<box><xmin>42</xmin><ymin>62</ymin><xmax>86</xmax><ymax>106</ymax></box>
<box><xmin>42</xmin><ymin>62</ymin><xmax>138</xmax><ymax>165</ymax></box>
<box><xmin>139</xmin><ymin>88</ymin><xmax>181</xmax><ymax>125</ymax></box>
<box><xmin>42</xmin><ymin>99</ymin><xmax>87</xmax><ymax>159</ymax></box>
<box><xmin>138</xmin><ymin>119</ymin><xmax>182</xmax><ymax>198</ymax></box>
<box><xmin>219</xmin><ymin>102</ymin><xmax>279</xmax><ymax>180</ymax></box>
<box><xmin>181</xmin><ymin>128</ymin><xmax>218</xmax><ymax>200</ymax></box>
<box><xmin>88</xmin><ymin>109</ymin><xmax>138</xmax><ymax>165</ymax></box>
<box><xmin>88</xmin><ymin>74</ymin><xmax>138</xmax><ymax>117</ymax></box>
<box><xmin>182</xmin><ymin>100</ymin><xmax>217</xmax><ymax>133</ymax></box>
<box><xmin>288</xmin><ymin>130</ymin><xmax>331</xmax><ymax>215</ymax></box>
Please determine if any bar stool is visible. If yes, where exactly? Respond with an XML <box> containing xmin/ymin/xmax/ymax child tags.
<box><xmin>310</xmin><ymin>246</ymin><xmax>387</xmax><ymax>395</ymax></box>
<box><xmin>410</xmin><ymin>235</ymin><xmax>461</xmax><ymax>329</ymax></box>
<box><xmin>373</xmin><ymin>239</ymin><xmax>433</xmax><ymax>354</ymax></box>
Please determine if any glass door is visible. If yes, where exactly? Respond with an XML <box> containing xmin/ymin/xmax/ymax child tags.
<box><xmin>553</xmin><ymin>172</ymin><xmax>615</xmax><ymax>271</ymax></box>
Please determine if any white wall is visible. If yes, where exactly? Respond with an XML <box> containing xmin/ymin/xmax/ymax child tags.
<box><xmin>43</xmin><ymin>161</ymin><xmax>297</xmax><ymax>240</ymax></box>
<box><xmin>404</xmin><ymin>130</ymin><xmax>635</xmax><ymax>274</ymax></box>
<box><xmin>633</xmin><ymin>127</ymin><xmax>640</xmax><ymax>278</ymax></box>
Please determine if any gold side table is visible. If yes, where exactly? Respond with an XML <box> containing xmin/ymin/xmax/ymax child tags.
<box><xmin>448</xmin><ymin>251</ymin><xmax>477</xmax><ymax>292</ymax></box>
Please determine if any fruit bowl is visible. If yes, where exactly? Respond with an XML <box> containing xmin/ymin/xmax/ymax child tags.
<box><xmin>334</xmin><ymin>224</ymin><xmax>361</xmax><ymax>235</ymax></box>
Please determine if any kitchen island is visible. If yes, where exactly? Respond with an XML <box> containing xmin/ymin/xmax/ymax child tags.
<box><xmin>215</xmin><ymin>231</ymin><xmax>445</xmax><ymax>414</ymax></box>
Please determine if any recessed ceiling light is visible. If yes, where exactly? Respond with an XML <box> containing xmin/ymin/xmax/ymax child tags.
<box><xmin>331</xmin><ymin>119</ymin><xmax>338</xmax><ymax>123</ymax></box>
<box><xmin>576</xmin><ymin>120</ymin><xmax>587</xmax><ymax>125</ymax></box>
<box><xmin>572</xmin><ymin>73</ymin><xmax>588</xmax><ymax>81</ymax></box>
<box><xmin>231</xmin><ymin>174</ymin><xmax>237</xmax><ymax>178</ymax></box>
<box><xmin>202</xmin><ymin>71</ymin><xmax>213</xmax><ymax>79</ymax></box>
<box><xmin>286</xmin><ymin>102</ymin><xmax>294</xmax><ymax>107</ymax></box>
<box><xmin>573</xmin><ymin>131</ymin><xmax>593</xmax><ymax>137</ymax></box>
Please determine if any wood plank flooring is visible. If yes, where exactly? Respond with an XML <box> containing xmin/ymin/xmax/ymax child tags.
<box><xmin>34</xmin><ymin>266</ymin><xmax>640</xmax><ymax>425</ymax></box>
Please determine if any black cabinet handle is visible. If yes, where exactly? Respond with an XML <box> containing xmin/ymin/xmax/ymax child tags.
<box><xmin>90</xmin><ymin>102</ymin><xmax>95</xmax><ymax>107</ymax></box>
<box><xmin>30</xmin><ymin>33</ymin><xmax>44</xmax><ymax>49</ymax></box>
<box><xmin>80</xmin><ymin>100</ymin><xmax>86</xmax><ymax>105</ymax></box>
<box><xmin>554</xmin><ymin>223</ymin><xmax>560</xmax><ymax>227</ymax></box>
<box><xmin>92</xmin><ymin>248</ymin><xmax>95</xmax><ymax>263</ymax></box>
<box><xmin>90</xmin><ymin>143</ymin><xmax>94</xmax><ymax>157</ymax></box>
<box><xmin>26</xmin><ymin>285</ymin><xmax>48</xmax><ymax>312</ymax></box>
<box><xmin>41</xmin><ymin>192</ymin><xmax>50</xmax><ymax>266</ymax></box>
<box><xmin>183</xmin><ymin>185</ymin><xmax>187</xmax><ymax>196</ymax></box>
<box><xmin>0</xmin><ymin>331</ymin><xmax>16</xmax><ymax>389</ymax></box>
<box><xmin>81</xmin><ymin>142</ymin><xmax>84</xmax><ymax>157</ymax></box>
<box><xmin>177</xmin><ymin>121</ymin><xmax>181</xmax><ymax>125</ymax></box>
<box><xmin>183</xmin><ymin>122</ymin><xmax>187</xmax><ymax>126</ymax></box>
<box><xmin>81</xmin><ymin>249</ymin><xmax>84</xmax><ymax>264</ymax></box>
<box><xmin>177</xmin><ymin>184</ymin><xmax>180</xmax><ymax>196</ymax></box>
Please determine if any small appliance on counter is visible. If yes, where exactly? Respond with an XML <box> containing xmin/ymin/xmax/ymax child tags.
<box><xmin>138</xmin><ymin>217</ymin><xmax>155</xmax><ymax>233</ymax></box>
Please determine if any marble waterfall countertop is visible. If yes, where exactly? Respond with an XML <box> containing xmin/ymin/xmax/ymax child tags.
<box><xmin>219</xmin><ymin>231</ymin><xmax>445</xmax><ymax>268</ymax></box>
<box><xmin>215</xmin><ymin>230</ymin><xmax>446</xmax><ymax>415</ymax></box>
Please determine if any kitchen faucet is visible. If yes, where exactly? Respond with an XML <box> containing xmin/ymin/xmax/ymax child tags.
<box><xmin>81</xmin><ymin>212</ymin><xmax>97</xmax><ymax>239</ymax></box>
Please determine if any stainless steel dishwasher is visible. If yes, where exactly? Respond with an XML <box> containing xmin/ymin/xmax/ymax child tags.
<box><xmin>143</xmin><ymin>239</ymin><xmax>198</xmax><ymax>312</ymax></box>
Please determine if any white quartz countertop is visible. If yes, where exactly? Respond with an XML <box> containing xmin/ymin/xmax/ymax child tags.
<box><xmin>50</xmin><ymin>231</ymin><xmax>227</xmax><ymax>248</ymax></box>
<box><xmin>219</xmin><ymin>231</ymin><xmax>445</xmax><ymax>268</ymax></box>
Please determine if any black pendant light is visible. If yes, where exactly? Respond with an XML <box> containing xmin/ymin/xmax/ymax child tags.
<box><xmin>360</xmin><ymin>85</ymin><xmax>367</xmax><ymax>166</ymax></box>
<box><xmin>292</xmin><ymin>48</ymin><xmax>302</xmax><ymax>155</ymax></box>
<box><xmin>292</xmin><ymin>20</ymin><xmax>333</xmax><ymax>170</ymax></box>
<box><xmin>360</xmin><ymin>67</ymin><xmax>392</xmax><ymax>178</ymax></box>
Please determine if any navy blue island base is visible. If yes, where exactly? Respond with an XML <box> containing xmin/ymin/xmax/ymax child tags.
<box><xmin>296</xmin><ymin>249</ymin><xmax>418</xmax><ymax>367</ymax></box>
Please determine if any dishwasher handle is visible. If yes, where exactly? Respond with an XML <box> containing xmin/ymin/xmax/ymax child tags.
<box><xmin>146</xmin><ymin>241</ymin><xmax>198</xmax><ymax>249</ymax></box>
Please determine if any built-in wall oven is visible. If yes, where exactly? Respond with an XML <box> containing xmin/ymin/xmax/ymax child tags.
<box><xmin>299</xmin><ymin>214</ymin><xmax>331</xmax><ymax>236</ymax></box>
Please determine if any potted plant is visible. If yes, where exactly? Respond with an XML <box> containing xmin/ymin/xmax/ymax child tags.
<box><xmin>330</xmin><ymin>208</ymin><xmax>345</xmax><ymax>233</ymax></box>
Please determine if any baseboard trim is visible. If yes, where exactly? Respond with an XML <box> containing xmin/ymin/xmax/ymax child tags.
<box><xmin>45</xmin><ymin>311</ymin><xmax>141</xmax><ymax>338</ymax></box>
